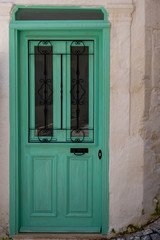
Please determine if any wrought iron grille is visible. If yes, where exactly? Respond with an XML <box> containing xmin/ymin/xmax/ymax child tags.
<box><xmin>28</xmin><ymin>40</ymin><xmax>94</xmax><ymax>143</ymax></box>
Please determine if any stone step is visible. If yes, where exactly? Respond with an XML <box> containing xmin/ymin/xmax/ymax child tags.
<box><xmin>12</xmin><ymin>233</ymin><xmax>108</xmax><ymax>240</ymax></box>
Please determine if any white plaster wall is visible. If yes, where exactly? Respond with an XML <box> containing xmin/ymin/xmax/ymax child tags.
<box><xmin>0</xmin><ymin>3</ymin><xmax>11</xmax><ymax>238</ymax></box>
<box><xmin>0</xmin><ymin>0</ymin><xmax>159</xmax><ymax>238</ymax></box>
<box><xmin>108</xmin><ymin>0</ymin><xmax>146</xmax><ymax>232</ymax></box>
<box><xmin>129</xmin><ymin>0</ymin><xmax>146</xmax><ymax>225</ymax></box>
<box><xmin>142</xmin><ymin>0</ymin><xmax>160</xmax><ymax>217</ymax></box>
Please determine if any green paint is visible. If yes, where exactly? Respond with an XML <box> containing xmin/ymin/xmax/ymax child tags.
<box><xmin>9</xmin><ymin>5</ymin><xmax>110</xmax><ymax>237</ymax></box>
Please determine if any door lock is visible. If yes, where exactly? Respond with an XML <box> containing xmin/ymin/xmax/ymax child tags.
<box><xmin>98</xmin><ymin>150</ymin><xmax>102</xmax><ymax>159</ymax></box>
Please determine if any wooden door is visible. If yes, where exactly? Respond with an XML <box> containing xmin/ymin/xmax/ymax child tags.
<box><xmin>19</xmin><ymin>35</ymin><xmax>102</xmax><ymax>232</ymax></box>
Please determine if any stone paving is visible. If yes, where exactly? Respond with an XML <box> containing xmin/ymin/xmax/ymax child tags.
<box><xmin>111</xmin><ymin>217</ymin><xmax>160</xmax><ymax>240</ymax></box>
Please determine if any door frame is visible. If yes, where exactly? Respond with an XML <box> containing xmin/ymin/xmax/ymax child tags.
<box><xmin>9</xmin><ymin>5</ymin><xmax>110</xmax><ymax>237</ymax></box>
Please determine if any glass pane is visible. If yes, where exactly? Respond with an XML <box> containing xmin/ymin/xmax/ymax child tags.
<box><xmin>35</xmin><ymin>44</ymin><xmax>53</xmax><ymax>137</ymax></box>
<box><xmin>15</xmin><ymin>8</ymin><xmax>104</xmax><ymax>21</ymax></box>
<box><xmin>71</xmin><ymin>46</ymin><xmax>89</xmax><ymax>138</ymax></box>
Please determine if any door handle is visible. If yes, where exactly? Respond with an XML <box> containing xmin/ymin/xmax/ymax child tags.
<box><xmin>98</xmin><ymin>150</ymin><xmax>102</xmax><ymax>159</ymax></box>
<box><xmin>70</xmin><ymin>148</ymin><xmax>88</xmax><ymax>156</ymax></box>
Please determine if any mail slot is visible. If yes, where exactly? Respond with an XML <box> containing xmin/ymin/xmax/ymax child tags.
<box><xmin>70</xmin><ymin>148</ymin><xmax>88</xmax><ymax>154</ymax></box>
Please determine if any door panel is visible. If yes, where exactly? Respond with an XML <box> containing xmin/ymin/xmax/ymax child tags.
<box><xmin>32</xmin><ymin>156</ymin><xmax>56</xmax><ymax>217</ymax></box>
<box><xmin>20</xmin><ymin>34</ymin><xmax>101</xmax><ymax>232</ymax></box>
<box><xmin>66</xmin><ymin>156</ymin><xmax>92</xmax><ymax>217</ymax></box>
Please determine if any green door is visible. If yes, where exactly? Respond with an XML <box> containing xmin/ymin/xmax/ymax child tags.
<box><xmin>19</xmin><ymin>34</ymin><xmax>103</xmax><ymax>232</ymax></box>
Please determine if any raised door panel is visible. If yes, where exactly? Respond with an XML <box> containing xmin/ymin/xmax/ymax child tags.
<box><xmin>31</xmin><ymin>157</ymin><xmax>56</xmax><ymax>217</ymax></box>
<box><xmin>66</xmin><ymin>156</ymin><xmax>92</xmax><ymax>217</ymax></box>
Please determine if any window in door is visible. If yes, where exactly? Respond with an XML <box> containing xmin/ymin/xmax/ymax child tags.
<box><xmin>28</xmin><ymin>40</ymin><xmax>94</xmax><ymax>143</ymax></box>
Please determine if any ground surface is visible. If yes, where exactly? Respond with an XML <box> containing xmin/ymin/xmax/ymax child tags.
<box><xmin>9</xmin><ymin>217</ymin><xmax>160</xmax><ymax>240</ymax></box>
<box><xmin>111</xmin><ymin>217</ymin><xmax>160</xmax><ymax>240</ymax></box>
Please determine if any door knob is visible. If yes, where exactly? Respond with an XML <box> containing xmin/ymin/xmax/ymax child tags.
<box><xmin>98</xmin><ymin>150</ymin><xmax>102</xmax><ymax>159</ymax></box>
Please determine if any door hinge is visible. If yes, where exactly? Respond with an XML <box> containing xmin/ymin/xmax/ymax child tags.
<box><xmin>98</xmin><ymin>149</ymin><xmax>102</xmax><ymax>159</ymax></box>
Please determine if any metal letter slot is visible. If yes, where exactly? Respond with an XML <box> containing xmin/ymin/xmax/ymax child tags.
<box><xmin>70</xmin><ymin>148</ymin><xmax>88</xmax><ymax>156</ymax></box>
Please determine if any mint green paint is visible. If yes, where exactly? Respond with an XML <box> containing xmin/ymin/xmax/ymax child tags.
<box><xmin>20</xmin><ymin>33</ymin><xmax>101</xmax><ymax>231</ymax></box>
<box><xmin>102</xmin><ymin>28</ymin><xmax>110</xmax><ymax>234</ymax></box>
<box><xmin>9</xmin><ymin>6</ymin><xmax>110</xmax><ymax>237</ymax></box>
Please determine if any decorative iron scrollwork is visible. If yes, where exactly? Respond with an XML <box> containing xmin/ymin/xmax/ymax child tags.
<box><xmin>38</xmin><ymin>128</ymin><xmax>53</xmax><ymax>143</ymax></box>
<box><xmin>36</xmin><ymin>40</ymin><xmax>53</xmax><ymax>142</ymax></box>
<box><xmin>71</xmin><ymin>79</ymin><xmax>85</xmax><ymax>105</ymax></box>
<box><xmin>71</xmin><ymin>129</ymin><xmax>85</xmax><ymax>143</ymax></box>
<box><xmin>28</xmin><ymin>40</ymin><xmax>94</xmax><ymax>143</ymax></box>
<box><xmin>38</xmin><ymin>79</ymin><xmax>53</xmax><ymax>105</ymax></box>
<box><xmin>70</xmin><ymin>40</ymin><xmax>87</xmax><ymax>142</ymax></box>
<box><xmin>71</xmin><ymin>40</ymin><xmax>85</xmax><ymax>54</ymax></box>
<box><xmin>38</xmin><ymin>40</ymin><xmax>52</xmax><ymax>54</ymax></box>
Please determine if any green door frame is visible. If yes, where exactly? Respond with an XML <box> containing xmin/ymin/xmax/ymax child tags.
<box><xmin>9</xmin><ymin>5</ymin><xmax>110</xmax><ymax>237</ymax></box>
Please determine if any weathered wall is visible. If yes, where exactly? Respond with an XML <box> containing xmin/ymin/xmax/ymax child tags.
<box><xmin>129</xmin><ymin>0</ymin><xmax>146</xmax><ymax>226</ymax></box>
<box><xmin>0</xmin><ymin>0</ymin><xmax>160</xmax><ymax>238</ymax></box>
<box><xmin>109</xmin><ymin>0</ymin><xmax>160</xmax><ymax>231</ymax></box>
<box><xmin>142</xmin><ymin>0</ymin><xmax>160</xmax><ymax>217</ymax></box>
<box><xmin>108</xmin><ymin>0</ymin><xmax>145</xmax><ymax>232</ymax></box>
<box><xmin>108</xmin><ymin>0</ymin><xmax>146</xmax><ymax>232</ymax></box>
<box><xmin>0</xmin><ymin>3</ymin><xmax>11</xmax><ymax>238</ymax></box>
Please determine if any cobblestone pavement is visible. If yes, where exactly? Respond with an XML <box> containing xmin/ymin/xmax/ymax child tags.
<box><xmin>111</xmin><ymin>217</ymin><xmax>160</xmax><ymax>240</ymax></box>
